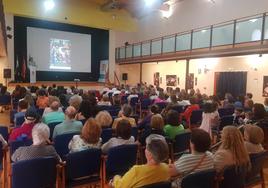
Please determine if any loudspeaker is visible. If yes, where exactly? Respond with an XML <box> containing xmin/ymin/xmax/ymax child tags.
<box><xmin>3</xmin><ymin>69</ymin><xmax>11</xmax><ymax>79</ymax></box>
<box><xmin>122</xmin><ymin>73</ymin><xmax>128</xmax><ymax>81</ymax></box>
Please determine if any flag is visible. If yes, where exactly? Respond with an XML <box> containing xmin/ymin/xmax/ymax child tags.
<box><xmin>22</xmin><ymin>56</ymin><xmax>26</xmax><ymax>81</ymax></box>
<box><xmin>14</xmin><ymin>55</ymin><xmax>20</xmax><ymax>78</ymax></box>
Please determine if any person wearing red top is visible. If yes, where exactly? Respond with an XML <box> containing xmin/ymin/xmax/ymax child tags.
<box><xmin>9</xmin><ymin>109</ymin><xmax>38</xmax><ymax>142</ymax></box>
<box><xmin>181</xmin><ymin>97</ymin><xmax>200</xmax><ymax>125</ymax></box>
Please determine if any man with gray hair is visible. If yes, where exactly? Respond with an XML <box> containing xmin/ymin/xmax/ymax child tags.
<box><xmin>12</xmin><ymin>123</ymin><xmax>60</xmax><ymax>162</ymax></box>
<box><xmin>110</xmin><ymin>134</ymin><xmax>170</xmax><ymax>187</ymax></box>
<box><xmin>42</xmin><ymin>100</ymin><xmax>65</xmax><ymax>124</ymax></box>
<box><xmin>52</xmin><ymin>106</ymin><xmax>83</xmax><ymax>139</ymax></box>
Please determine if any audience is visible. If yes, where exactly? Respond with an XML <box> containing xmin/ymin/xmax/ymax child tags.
<box><xmin>69</xmin><ymin>94</ymin><xmax>82</xmax><ymax>111</ymax></box>
<box><xmin>97</xmin><ymin>94</ymin><xmax>111</xmax><ymax>106</ymax></box>
<box><xmin>95</xmin><ymin>111</ymin><xmax>113</xmax><ymax>128</ymax></box>
<box><xmin>69</xmin><ymin>118</ymin><xmax>102</xmax><ymax>153</ymax></box>
<box><xmin>139</xmin><ymin>114</ymin><xmax>165</xmax><ymax>146</ymax></box>
<box><xmin>12</xmin><ymin>123</ymin><xmax>60</xmax><ymax>162</ymax></box>
<box><xmin>138</xmin><ymin>104</ymin><xmax>159</xmax><ymax>130</ymax></box>
<box><xmin>200</xmin><ymin>102</ymin><xmax>219</xmax><ymax>136</ymax></box>
<box><xmin>111</xmin><ymin>134</ymin><xmax>170</xmax><ymax>188</ymax></box>
<box><xmin>14</xmin><ymin>99</ymin><xmax>28</xmax><ymax>127</ymax></box>
<box><xmin>42</xmin><ymin>96</ymin><xmax>63</xmax><ymax>116</ymax></box>
<box><xmin>181</xmin><ymin>97</ymin><xmax>200</xmax><ymax>125</ymax></box>
<box><xmin>53</xmin><ymin>106</ymin><xmax>83</xmax><ymax>139</ymax></box>
<box><xmin>36</xmin><ymin>89</ymin><xmax>49</xmax><ymax>109</ymax></box>
<box><xmin>243</xmin><ymin>124</ymin><xmax>264</xmax><ymax>154</ymax></box>
<box><xmin>169</xmin><ymin>129</ymin><xmax>214</xmax><ymax>187</ymax></box>
<box><xmin>213</xmin><ymin>126</ymin><xmax>250</xmax><ymax>172</ymax></box>
<box><xmin>76</xmin><ymin>100</ymin><xmax>93</xmax><ymax>121</ymax></box>
<box><xmin>164</xmin><ymin>110</ymin><xmax>184</xmax><ymax>140</ymax></box>
<box><xmin>102</xmin><ymin>119</ymin><xmax>135</xmax><ymax>154</ymax></box>
<box><xmin>9</xmin><ymin>108</ymin><xmax>38</xmax><ymax>142</ymax></box>
<box><xmin>42</xmin><ymin>100</ymin><xmax>65</xmax><ymax>124</ymax></box>
<box><xmin>112</xmin><ymin>104</ymin><xmax>136</xmax><ymax>129</ymax></box>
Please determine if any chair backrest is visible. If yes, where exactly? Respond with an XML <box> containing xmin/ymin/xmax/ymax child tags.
<box><xmin>219</xmin><ymin>165</ymin><xmax>246</xmax><ymax>188</ymax></box>
<box><xmin>54</xmin><ymin>132</ymin><xmax>79</xmax><ymax>158</ymax></box>
<box><xmin>12</xmin><ymin>157</ymin><xmax>57</xmax><ymax>188</ymax></box>
<box><xmin>36</xmin><ymin>108</ymin><xmax>44</xmax><ymax>117</ymax></box>
<box><xmin>9</xmin><ymin>139</ymin><xmax>33</xmax><ymax>156</ymax></box>
<box><xmin>130</xmin><ymin>97</ymin><xmax>139</xmax><ymax>107</ymax></box>
<box><xmin>155</xmin><ymin>102</ymin><xmax>168</xmax><ymax>111</ymax></box>
<box><xmin>140</xmin><ymin>181</ymin><xmax>172</xmax><ymax>188</ymax></box>
<box><xmin>190</xmin><ymin>109</ymin><xmax>203</xmax><ymax>124</ymax></box>
<box><xmin>141</xmin><ymin>99</ymin><xmax>152</xmax><ymax>109</ymax></box>
<box><xmin>174</xmin><ymin>131</ymin><xmax>191</xmax><ymax>153</ymax></box>
<box><xmin>121</xmin><ymin>95</ymin><xmax>128</xmax><ymax>104</ymax></box>
<box><xmin>48</xmin><ymin>122</ymin><xmax>62</xmax><ymax>140</ymax></box>
<box><xmin>101</xmin><ymin>128</ymin><xmax>113</xmax><ymax>144</ymax></box>
<box><xmin>0</xmin><ymin>126</ymin><xmax>9</xmax><ymax>141</ymax></box>
<box><xmin>218</xmin><ymin>108</ymin><xmax>234</xmax><ymax>117</ymax></box>
<box><xmin>247</xmin><ymin>151</ymin><xmax>268</xmax><ymax>179</ymax></box>
<box><xmin>0</xmin><ymin>142</ymin><xmax>3</xmax><ymax>168</ymax></box>
<box><xmin>15</xmin><ymin>116</ymin><xmax>25</xmax><ymax>127</ymax></box>
<box><xmin>181</xmin><ymin>169</ymin><xmax>216</xmax><ymax>188</ymax></box>
<box><xmin>219</xmin><ymin>115</ymin><xmax>234</xmax><ymax>130</ymax></box>
<box><xmin>0</xmin><ymin>95</ymin><xmax>11</xmax><ymax>105</ymax></box>
<box><xmin>106</xmin><ymin>144</ymin><xmax>138</xmax><ymax>179</ymax></box>
<box><xmin>131</xmin><ymin>127</ymin><xmax>138</xmax><ymax>140</ymax></box>
<box><xmin>171</xmin><ymin>105</ymin><xmax>184</xmax><ymax>114</ymax></box>
<box><xmin>65</xmin><ymin>149</ymin><xmax>102</xmax><ymax>182</ymax></box>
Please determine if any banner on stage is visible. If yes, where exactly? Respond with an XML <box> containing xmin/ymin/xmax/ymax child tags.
<box><xmin>98</xmin><ymin>60</ymin><xmax>108</xmax><ymax>83</ymax></box>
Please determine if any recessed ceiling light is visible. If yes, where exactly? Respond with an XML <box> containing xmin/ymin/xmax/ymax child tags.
<box><xmin>44</xmin><ymin>0</ymin><xmax>55</xmax><ymax>11</ymax></box>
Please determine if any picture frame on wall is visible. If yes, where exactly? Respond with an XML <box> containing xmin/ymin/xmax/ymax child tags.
<box><xmin>153</xmin><ymin>72</ymin><xmax>160</xmax><ymax>87</ymax></box>
<box><xmin>263</xmin><ymin>76</ymin><xmax>268</xmax><ymax>97</ymax></box>
<box><xmin>166</xmin><ymin>75</ymin><xmax>177</xmax><ymax>86</ymax></box>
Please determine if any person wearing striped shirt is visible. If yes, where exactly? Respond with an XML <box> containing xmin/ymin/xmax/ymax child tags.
<box><xmin>169</xmin><ymin>129</ymin><xmax>214</xmax><ymax>188</ymax></box>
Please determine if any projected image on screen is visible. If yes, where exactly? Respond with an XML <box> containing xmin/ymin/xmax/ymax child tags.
<box><xmin>50</xmin><ymin>38</ymin><xmax>71</xmax><ymax>70</ymax></box>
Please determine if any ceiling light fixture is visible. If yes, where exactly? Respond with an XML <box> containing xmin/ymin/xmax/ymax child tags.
<box><xmin>250</xmin><ymin>19</ymin><xmax>258</xmax><ymax>23</ymax></box>
<box><xmin>44</xmin><ymin>0</ymin><xmax>55</xmax><ymax>11</ymax></box>
<box><xmin>144</xmin><ymin>0</ymin><xmax>155</xmax><ymax>7</ymax></box>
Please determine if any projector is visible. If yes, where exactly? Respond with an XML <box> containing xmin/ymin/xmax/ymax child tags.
<box><xmin>74</xmin><ymin>79</ymin><xmax>80</xmax><ymax>82</ymax></box>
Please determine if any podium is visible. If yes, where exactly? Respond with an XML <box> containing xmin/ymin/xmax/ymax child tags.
<box><xmin>29</xmin><ymin>65</ymin><xmax>36</xmax><ymax>83</ymax></box>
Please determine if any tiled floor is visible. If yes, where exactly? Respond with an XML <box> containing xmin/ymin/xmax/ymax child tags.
<box><xmin>0</xmin><ymin>110</ymin><xmax>268</xmax><ymax>188</ymax></box>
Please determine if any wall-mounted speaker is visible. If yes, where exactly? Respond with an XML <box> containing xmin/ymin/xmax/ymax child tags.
<box><xmin>122</xmin><ymin>73</ymin><xmax>128</xmax><ymax>81</ymax></box>
<box><xmin>3</xmin><ymin>69</ymin><xmax>11</xmax><ymax>79</ymax></box>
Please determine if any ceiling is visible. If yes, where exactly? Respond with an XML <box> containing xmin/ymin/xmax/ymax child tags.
<box><xmin>93</xmin><ymin>0</ymin><xmax>170</xmax><ymax>18</ymax></box>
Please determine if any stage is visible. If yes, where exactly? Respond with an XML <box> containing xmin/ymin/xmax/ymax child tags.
<box><xmin>8</xmin><ymin>81</ymin><xmax>106</xmax><ymax>90</ymax></box>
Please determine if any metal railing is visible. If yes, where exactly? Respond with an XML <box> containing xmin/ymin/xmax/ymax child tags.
<box><xmin>115</xmin><ymin>12</ymin><xmax>268</xmax><ymax>62</ymax></box>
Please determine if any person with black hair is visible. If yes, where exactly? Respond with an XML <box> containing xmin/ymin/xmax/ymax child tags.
<box><xmin>169</xmin><ymin>129</ymin><xmax>214</xmax><ymax>187</ymax></box>
<box><xmin>138</xmin><ymin>104</ymin><xmax>159</xmax><ymax>130</ymax></box>
<box><xmin>164</xmin><ymin>110</ymin><xmax>184</xmax><ymax>140</ymax></box>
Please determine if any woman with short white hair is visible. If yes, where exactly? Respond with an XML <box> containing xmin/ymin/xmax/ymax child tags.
<box><xmin>12</xmin><ymin>123</ymin><xmax>60</xmax><ymax>162</ymax></box>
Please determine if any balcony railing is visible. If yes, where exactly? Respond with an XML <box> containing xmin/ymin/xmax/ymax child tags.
<box><xmin>115</xmin><ymin>12</ymin><xmax>268</xmax><ymax>63</ymax></box>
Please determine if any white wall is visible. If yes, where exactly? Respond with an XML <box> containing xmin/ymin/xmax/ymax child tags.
<box><xmin>189</xmin><ymin>55</ymin><xmax>268</xmax><ymax>103</ymax></box>
<box><xmin>113</xmin><ymin>0</ymin><xmax>268</xmax><ymax>46</ymax></box>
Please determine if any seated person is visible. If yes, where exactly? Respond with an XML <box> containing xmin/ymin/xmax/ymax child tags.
<box><xmin>97</xmin><ymin>94</ymin><xmax>112</xmax><ymax>106</ymax></box>
<box><xmin>12</xmin><ymin>123</ymin><xmax>60</xmax><ymax>162</ymax></box>
<box><xmin>102</xmin><ymin>119</ymin><xmax>135</xmax><ymax>154</ymax></box>
<box><xmin>14</xmin><ymin>99</ymin><xmax>28</xmax><ymax>127</ymax></box>
<box><xmin>69</xmin><ymin>118</ymin><xmax>102</xmax><ymax>153</ymax></box>
<box><xmin>139</xmin><ymin>114</ymin><xmax>165</xmax><ymax>146</ymax></box>
<box><xmin>214</xmin><ymin>126</ymin><xmax>250</xmax><ymax>172</ymax></box>
<box><xmin>181</xmin><ymin>97</ymin><xmax>200</xmax><ymax>125</ymax></box>
<box><xmin>243</xmin><ymin>124</ymin><xmax>264</xmax><ymax>154</ymax></box>
<box><xmin>138</xmin><ymin>104</ymin><xmax>159</xmax><ymax>130</ymax></box>
<box><xmin>110</xmin><ymin>134</ymin><xmax>170</xmax><ymax>188</ymax></box>
<box><xmin>42</xmin><ymin>100</ymin><xmax>65</xmax><ymax>125</ymax></box>
<box><xmin>52</xmin><ymin>106</ymin><xmax>83</xmax><ymax>139</ymax></box>
<box><xmin>164</xmin><ymin>110</ymin><xmax>184</xmax><ymax>140</ymax></box>
<box><xmin>76</xmin><ymin>100</ymin><xmax>93</xmax><ymax>121</ymax></box>
<box><xmin>95</xmin><ymin>111</ymin><xmax>113</xmax><ymax>128</ymax></box>
<box><xmin>42</xmin><ymin>96</ymin><xmax>63</xmax><ymax>116</ymax></box>
<box><xmin>112</xmin><ymin>104</ymin><xmax>136</xmax><ymax>129</ymax></box>
<box><xmin>169</xmin><ymin>129</ymin><xmax>214</xmax><ymax>187</ymax></box>
<box><xmin>9</xmin><ymin>108</ymin><xmax>38</xmax><ymax>142</ymax></box>
<box><xmin>36</xmin><ymin>89</ymin><xmax>49</xmax><ymax>109</ymax></box>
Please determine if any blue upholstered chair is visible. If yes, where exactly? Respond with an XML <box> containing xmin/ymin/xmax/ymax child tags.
<box><xmin>9</xmin><ymin>139</ymin><xmax>33</xmax><ymax>157</ymax></box>
<box><xmin>141</xmin><ymin>181</ymin><xmax>172</xmax><ymax>188</ymax></box>
<box><xmin>101</xmin><ymin>128</ymin><xmax>113</xmax><ymax>144</ymax></box>
<box><xmin>10</xmin><ymin>157</ymin><xmax>57</xmax><ymax>188</ymax></box>
<box><xmin>64</xmin><ymin>149</ymin><xmax>102</xmax><ymax>187</ymax></box>
<box><xmin>47</xmin><ymin>121</ymin><xmax>62</xmax><ymax>140</ymax></box>
<box><xmin>189</xmin><ymin>109</ymin><xmax>203</xmax><ymax>125</ymax></box>
<box><xmin>54</xmin><ymin>132</ymin><xmax>79</xmax><ymax>159</ymax></box>
<box><xmin>181</xmin><ymin>169</ymin><xmax>216</xmax><ymax>188</ymax></box>
<box><xmin>104</xmin><ymin>144</ymin><xmax>138</xmax><ymax>181</ymax></box>
<box><xmin>219</xmin><ymin>165</ymin><xmax>246</xmax><ymax>188</ymax></box>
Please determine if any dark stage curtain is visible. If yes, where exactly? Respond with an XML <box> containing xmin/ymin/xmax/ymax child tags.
<box><xmin>216</xmin><ymin>72</ymin><xmax>247</xmax><ymax>99</ymax></box>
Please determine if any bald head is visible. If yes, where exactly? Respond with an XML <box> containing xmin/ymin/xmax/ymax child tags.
<box><xmin>65</xmin><ymin>106</ymin><xmax>77</xmax><ymax>120</ymax></box>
